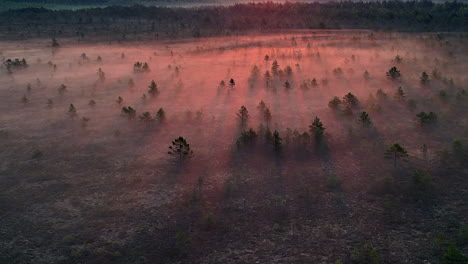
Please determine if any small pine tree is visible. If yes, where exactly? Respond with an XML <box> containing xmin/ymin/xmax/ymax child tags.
<box><xmin>416</xmin><ymin>111</ymin><xmax>437</xmax><ymax>126</ymax></box>
<box><xmin>394</xmin><ymin>87</ymin><xmax>405</xmax><ymax>101</ymax></box>
<box><xmin>97</xmin><ymin>67</ymin><xmax>105</xmax><ymax>81</ymax></box>
<box><xmin>148</xmin><ymin>80</ymin><xmax>159</xmax><ymax>96</ymax></box>
<box><xmin>229</xmin><ymin>78</ymin><xmax>236</xmax><ymax>88</ymax></box>
<box><xmin>271</xmin><ymin>60</ymin><xmax>279</xmax><ymax>75</ymax></box>
<box><xmin>88</xmin><ymin>100</ymin><xmax>96</xmax><ymax>106</ymax></box>
<box><xmin>58</xmin><ymin>84</ymin><xmax>67</xmax><ymax>96</ymax></box>
<box><xmin>386</xmin><ymin>66</ymin><xmax>401</xmax><ymax>79</ymax></box>
<box><xmin>343</xmin><ymin>92</ymin><xmax>359</xmax><ymax>107</ymax></box>
<box><xmin>237</xmin><ymin>106</ymin><xmax>249</xmax><ymax>126</ymax></box>
<box><xmin>385</xmin><ymin>143</ymin><xmax>409</xmax><ymax>167</ymax></box>
<box><xmin>273</xmin><ymin>130</ymin><xmax>282</xmax><ymax>152</ymax></box>
<box><xmin>156</xmin><ymin>108</ymin><xmax>166</xmax><ymax>122</ymax></box>
<box><xmin>139</xmin><ymin>112</ymin><xmax>153</xmax><ymax>122</ymax></box>
<box><xmin>257</xmin><ymin>100</ymin><xmax>267</xmax><ymax>112</ymax></box>
<box><xmin>309</xmin><ymin>116</ymin><xmax>325</xmax><ymax>140</ymax></box>
<box><xmin>420</xmin><ymin>72</ymin><xmax>429</xmax><ymax>84</ymax></box>
<box><xmin>81</xmin><ymin>117</ymin><xmax>90</xmax><ymax>128</ymax></box>
<box><xmin>328</xmin><ymin>96</ymin><xmax>342</xmax><ymax>109</ymax></box>
<box><xmin>363</xmin><ymin>70</ymin><xmax>370</xmax><ymax>80</ymax></box>
<box><xmin>168</xmin><ymin>137</ymin><xmax>193</xmax><ymax>161</ymax></box>
<box><xmin>128</xmin><ymin>78</ymin><xmax>135</xmax><ymax>88</ymax></box>
<box><xmin>358</xmin><ymin>112</ymin><xmax>372</xmax><ymax>127</ymax></box>
<box><xmin>116</xmin><ymin>96</ymin><xmax>123</xmax><ymax>105</ymax></box>
<box><xmin>68</xmin><ymin>104</ymin><xmax>77</xmax><ymax>118</ymax></box>
<box><xmin>376</xmin><ymin>89</ymin><xmax>387</xmax><ymax>100</ymax></box>
<box><xmin>263</xmin><ymin>107</ymin><xmax>272</xmax><ymax>125</ymax></box>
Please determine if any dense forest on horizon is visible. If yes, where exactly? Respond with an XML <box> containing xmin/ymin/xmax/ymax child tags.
<box><xmin>0</xmin><ymin>1</ymin><xmax>466</xmax><ymax>40</ymax></box>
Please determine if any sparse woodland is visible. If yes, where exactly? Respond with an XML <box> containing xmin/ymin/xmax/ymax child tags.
<box><xmin>0</xmin><ymin>3</ymin><xmax>467</xmax><ymax>264</ymax></box>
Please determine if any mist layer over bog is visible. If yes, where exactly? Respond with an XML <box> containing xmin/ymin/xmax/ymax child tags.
<box><xmin>0</xmin><ymin>31</ymin><xmax>467</xmax><ymax>263</ymax></box>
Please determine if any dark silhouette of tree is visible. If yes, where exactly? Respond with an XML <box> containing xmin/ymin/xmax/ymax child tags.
<box><xmin>80</xmin><ymin>53</ymin><xmax>88</xmax><ymax>61</ymax></box>
<box><xmin>122</xmin><ymin>106</ymin><xmax>136</xmax><ymax>119</ymax></box>
<box><xmin>156</xmin><ymin>108</ymin><xmax>166</xmax><ymax>122</ymax></box>
<box><xmin>88</xmin><ymin>100</ymin><xmax>96</xmax><ymax>107</ymax></box>
<box><xmin>148</xmin><ymin>80</ymin><xmax>159</xmax><ymax>96</ymax></box>
<box><xmin>273</xmin><ymin>130</ymin><xmax>282</xmax><ymax>153</ymax></box>
<box><xmin>51</xmin><ymin>38</ymin><xmax>60</xmax><ymax>47</ymax></box>
<box><xmin>420</xmin><ymin>72</ymin><xmax>429</xmax><ymax>84</ymax></box>
<box><xmin>68</xmin><ymin>104</ymin><xmax>77</xmax><ymax>118</ymax></box>
<box><xmin>219</xmin><ymin>80</ymin><xmax>226</xmax><ymax>89</ymax></box>
<box><xmin>364</xmin><ymin>70</ymin><xmax>370</xmax><ymax>80</ymax></box>
<box><xmin>343</xmin><ymin>92</ymin><xmax>359</xmax><ymax>107</ymax></box>
<box><xmin>237</xmin><ymin>105</ymin><xmax>249</xmax><ymax>126</ymax></box>
<box><xmin>416</xmin><ymin>112</ymin><xmax>437</xmax><ymax>126</ymax></box>
<box><xmin>359</xmin><ymin>112</ymin><xmax>372</xmax><ymax>127</ymax></box>
<box><xmin>168</xmin><ymin>137</ymin><xmax>193</xmax><ymax>162</ymax></box>
<box><xmin>58</xmin><ymin>84</ymin><xmax>67</xmax><ymax>96</ymax></box>
<box><xmin>237</xmin><ymin>128</ymin><xmax>258</xmax><ymax>148</ymax></box>
<box><xmin>394</xmin><ymin>55</ymin><xmax>403</xmax><ymax>63</ymax></box>
<box><xmin>133</xmin><ymin>61</ymin><xmax>150</xmax><ymax>73</ymax></box>
<box><xmin>263</xmin><ymin>107</ymin><xmax>272</xmax><ymax>125</ymax></box>
<box><xmin>128</xmin><ymin>78</ymin><xmax>135</xmax><ymax>88</ymax></box>
<box><xmin>328</xmin><ymin>96</ymin><xmax>342</xmax><ymax>109</ymax></box>
<box><xmin>309</xmin><ymin>78</ymin><xmax>317</xmax><ymax>88</ymax></box>
<box><xmin>264</xmin><ymin>55</ymin><xmax>270</xmax><ymax>62</ymax></box>
<box><xmin>81</xmin><ymin>117</ymin><xmax>90</xmax><ymax>128</ymax></box>
<box><xmin>309</xmin><ymin>116</ymin><xmax>325</xmax><ymax>140</ymax></box>
<box><xmin>97</xmin><ymin>67</ymin><xmax>105</xmax><ymax>82</ymax></box>
<box><xmin>385</xmin><ymin>143</ymin><xmax>409</xmax><ymax>167</ymax></box>
<box><xmin>394</xmin><ymin>87</ymin><xmax>405</xmax><ymax>101</ymax></box>
<box><xmin>386</xmin><ymin>66</ymin><xmax>401</xmax><ymax>79</ymax></box>
<box><xmin>139</xmin><ymin>112</ymin><xmax>153</xmax><ymax>122</ymax></box>
<box><xmin>116</xmin><ymin>96</ymin><xmax>123</xmax><ymax>105</ymax></box>
<box><xmin>3</xmin><ymin>58</ymin><xmax>28</xmax><ymax>73</ymax></box>
<box><xmin>264</xmin><ymin>71</ymin><xmax>271</xmax><ymax>87</ymax></box>
<box><xmin>229</xmin><ymin>78</ymin><xmax>236</xmax><ymax>88</ymax></box>
<box><xmin>257</xmin><ymin>100</ymin><xmax>266</xmax><ymax>112</ymax></box>
<box><xmin>271</xmin><ymin>60</ymin><xmax>279</xmax><ymax>75</ymax></box>
<box><xmin>284</xmin><ymin>80</ymin><xmax>291</xmax><ymax>89</ymax></box>
<box><xmin>285</xmin><ymin>66</ymin><xmax>293</xmax><ymax>76</ymax></box>
<box><xmin>376</xmin><ymin>89</ymin><xmax>387</xmax><ymax>100</ymax></box>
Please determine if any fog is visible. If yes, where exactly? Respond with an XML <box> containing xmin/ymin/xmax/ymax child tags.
<box><xmin>1</xmin><ymin>30</ymin><xmax>467</xmax><ymax>263</ymax></box>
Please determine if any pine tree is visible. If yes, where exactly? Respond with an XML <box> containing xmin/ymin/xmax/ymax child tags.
<box><xmin>309</xmin><ymin>116</ymin><xmax>325</xmax><ymax>140</ymax></box>
<box><xmin>68</xmin><ymin>104</ymin><xmax>77</xmax><ymax>118</ymax></box>
<box><xmin>386</xmin><ymin>66</ymin><xmax>401</xmax><ymax>79</ymax></box>
<box><xmin>168</xmin><ymin>137</ymin><xmax>193</xmax><ymax>161</ymax></box>
<box><xmin>358</xmin><ymin>112</ymin><xmax>372</xmax><ymax>127</ymax></box>
<box><xmin>156</xmin><ymin>108</ymin><xmax>166</xmax><ymax>122</ymax></box>
<box><xmin>273</xmin><ymin>130</ymin><xmax>282</xmax><ymax>152</ymax></box>
<box><xmin>237</xmin><ymin>105</ymin><xmax>249</xmax><ymax>126</ymax></box>
<box><xmin>343</xmin><ymin>92</ymin><xmax>359</xmax><ymax>107</ymax></box>
<box><xmin>385</xmin><ymin>143</ymin><xmax>409</xmax><ymax>167</ymax></box>
<box><xmin>420</xmin><ymin>72</ymin><xmax>429</xmax><ymax>84</ymax></box>
<box><xmin>148</xmin><ymin>80</ymin><xmax>159</xmax><ymax>96</ymax></box>
<box><xmin>394</xmin><ymin>87</ymin><xmax>405</xmax><ymax>101</ymax></box>
<box><xmin>328</xmin><ymin>96</ymin><xmax>342</xmax><ymax>109</ymax></box>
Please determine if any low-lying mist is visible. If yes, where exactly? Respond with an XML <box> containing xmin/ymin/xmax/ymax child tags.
<box><xmin>0</xmin><ymin>31</ymin><xmax>467</xmax><ymax>263</ymax></box>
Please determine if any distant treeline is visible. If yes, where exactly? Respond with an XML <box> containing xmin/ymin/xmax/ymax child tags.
<box><xmin>0</xmin><ymin>1</ymin><xmax>466</xmax><ymax>40</ymax></box>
